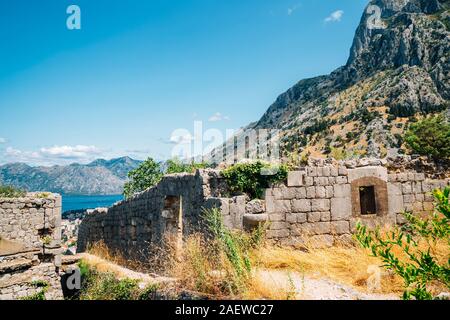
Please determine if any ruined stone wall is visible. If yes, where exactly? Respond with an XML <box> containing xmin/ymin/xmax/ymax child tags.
<box><xmin>0</xmin><ymin>194</ymin><xmax>63</xmax><ymax>300</ymax></box>
<box><xmin>77</xmin><ymin>170</ymin><xmax>229</xmax><ymax>260</ymax></box>
<box><xmin>243</xmin><ymin>162</ymin><xmax>449</xmax><ymax>247</ymax></box>
<box><xmin>77</xmin><ymin>160</ymin><xmax>450</xmax><ymax>259</ymax></box>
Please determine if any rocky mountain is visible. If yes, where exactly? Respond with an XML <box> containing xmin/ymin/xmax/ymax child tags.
<box><xmin>0</xmin><ymin>157</ymin><xmax>142</xmax><ymax>195</ymax></box>
<box><xmin>212</xmin><ymin>0</ymin><xmax>449</xmax><ymax>161</ymax></box>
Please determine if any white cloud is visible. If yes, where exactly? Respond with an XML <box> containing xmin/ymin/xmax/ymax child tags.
<box><xmin>287</xmin><ymin>4</ymin><xmax>301</xmax><ymax>16</ymax></box>
<box><xmin>208</xmin><ymin>112</ymin><xmax>230</xmax><ymax>122</ymax></box>
<box><xmin>169</xmin><ymin>133</ymin><xmax>194</xmax><ymax>145</ymax></box>
<box><xmin>40</xmin><ymin>145</ymin><xmax>101</xmax><ymax>159</ymax></box>
<box><xmin>324</xmin><ymin>10</ymin><xmax>344</xmax><ymax>23</ymax></box>
<box><xmin>2</xmin><ymin>145</ymin><xmax>104</xmax><ymax>166</ymax></box>
<box><xmin>0</xmin><ymin>138</ymin><xmax>6</xmax><ymax>144</ymax></box>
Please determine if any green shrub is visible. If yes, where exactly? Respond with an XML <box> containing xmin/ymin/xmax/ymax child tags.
<box><xmin>405</xmin><ymin>115</ymin><xmax>450</xmax><ymax>160</ymax></box>
<box><xmin>123</xmin><ymin>157</ymin><xmax>163</xmax><ymax>199</ymax></box>
<box><xmin>165</xmin><ymin>158</ymin><xmax>209</xmax><ymax>174</ymax></box>
<box><xmin>21</xmin><ymin>280</ymin><xmax>49</xmax><ymax>300</ymax></box>
<box><xmin>0</xmin><ymin>185</ymin><xmax>26</xmax><ymax>198</ymax></box>
<box><xmin>355</xmin><ymin>187</ymin><xmax>450</xmax><ymax>300</ymax></box>
<box><xmin>221</xmin><ymin>161</ymin><xmax>288</xmax><ymax>199</ymax></box>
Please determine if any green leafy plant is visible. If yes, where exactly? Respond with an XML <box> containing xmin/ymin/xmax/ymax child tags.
<box><xmin>221</xmin><ymin>161</ymin><xmax>288</xmax><ymax>199</ymax></box>
<box><xmin>0</xmin><ymin>185</ymin><xmax>26</xmax><ymax>198</ymax></box>
<box><xmin>165</xmin><ymin>158</ymin><xmax>209</xmax><ymax>174</ymax></box>
<box><xmin>123</xmin><ymin>157</ymin><xmax>163</xmax><ymax>199</ymax></box>
<box><xmin>21</xmin><ymin>280</ymin><xmax>49</xmax><ymax>300</ymax></box>
<box><xmin>355</xmin><ymin>187</ymin><xmax>450</xmax><ymax>300</ymax></box>
<box><xmin>405</xmin><ymin>115</ymin><xmax>450</xmax><ymax>160</ymax></box>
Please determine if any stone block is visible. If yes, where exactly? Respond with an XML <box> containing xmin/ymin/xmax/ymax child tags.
<box><xmin>338</xmin><ymin>166</ymin><xmax>348</xmax><ymax>176</ymax></box>
<box><xmin>296</xmin><ymin>212</ymin><xmax>307</xmax><ymax>223</ymax></box>
<box><xmin>268</xmin><ymin>200</ymin><xmax>291</xmax><ymax>213</ymax></box>
<box><xmin>294</xmin><ymin>187</ymin><xmax>307</xmax><ymax>199</ymax></box>
<box><xmin>311</xmin><ymin>199</ymin><xmax>330</xmax><ymax>212</ymax></box>
<box><xmin>335</xmin><ymin>176</ymin><xmax>348</xmax><ymax>184</ymax></box>
<box><xmin>304</xmin><ymin>176</ymin><xmax>314</xmax><ymax>186</ymax></box>
<box><xmin>325</xmin><ymin>186</ymin><xmax>334</xmax><ymax>198</ymax></box>
<box><xmin>266</xmin><ymin>229</ymin><xmax>289</xmax><ymax>239</ymax></box>
<box><xmin>307</xmin><ymin>167</ymin><xmax>317</xmax><ymax>177</ymax></box>
<box><xmin>347</xmin><ymin>166</ymin><xmax>388</xmax><ymax>183</ymax></box>
<box><xmin>331</xmin><ymin>197</ymin><xmax>352</xmax><ymax>221</ymax></box>
<box><xmin>306</xmin><ymin>187</ymin><xmax>316</xmax><ymax>199</ymax></box>
<box><xmin>333</xmin><ymin>184</ymin><xmax>351</xmax><ymax>198</ymax></box>
<box><xmin>292</xmin><ymin>199</ymin><xmax>311</xmax><ymax>212</ymax></box>
<box><xmin>287</xmin><ymin>171</ymin><xmax>305</xmax><ymax>187</ymax></box>
<box><xmin>243</xmin><ymin>214</ymin><xmax>268</xmax><ymax>230</ymax></box>
<box><xmin>308</xmin><ymin>211</ymin><xmax>321</xmax><ymax>223</ymax></box>
<box><xmin>314</xmin><ymin>177</ymin><xmax>329</xmax><ymax>186</ymax></box>
<box><xmin>387</xmin><ymin>182</ymin><xmax>402</xmax><ymax>196</ymax></box>
<box><xmin>331</xmin><ymin>221</ymin><xmax>350</xmax><ymax>235</ymax></box>
<box><xmin>321</xmin><ymin>211</ymin><xmax>331</xmax><ymax>222</ymax></box>
<box><xmin>315</xmin><ymin>186</ymin><xmax>326</xmax><ymax>198</ymax></box>
<box><xmin>312</xmin><ymin>222</ymin><xmax>331</xmax><ymax>235</ymax></box>
<box><xmin>388</xmin><ymin>194</ymin><xmax>404</xmax><ymax>215</ymax></box>
<box><xmin>269</xmin><ymin>213</ymin><xmax>286</xmax><ymax>222</ymax></box>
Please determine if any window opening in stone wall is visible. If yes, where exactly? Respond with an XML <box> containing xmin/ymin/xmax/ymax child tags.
<box><xmin>359</xmin><ymin>186</ymin><xmax>377</xmax><ymax>215</ymax></box>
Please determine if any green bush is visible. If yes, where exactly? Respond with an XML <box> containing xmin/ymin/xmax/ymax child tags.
<box><xmin>77</xmin><ymin>261</ymin><xmax>161</xmax><ymax>300</ymax></box>
<box><xmin>221</xmin><ymin>161</ymin><xmax>288</xmax><ymax>199</ymax></box>
<box><xmin>21</xmin><ymin>280</ymin><xmax>49</xmax><ymax>300</ymax></box>
<box><xmin>0</xmin><ymin>185</ymin><xmax>26</xmax><ymax>198</ymax></box>
<box><xmin>355</xmin><ymin>187</ymin><xmax>450</xmax><ymax>300</ymax></box>
<box><xmin>123</xmin><ymin>157</ymin><xmax>163</xmax><ymax>199</ymax></box>
<box><xmin>165</xmin><ymin>158</ymin><xmax>209</xmax><ymax>174</ymax></box>
<box><xmin>405</xmin><ymin>115</ymin><xmax>450</xmax><ymax>160</ymax></box>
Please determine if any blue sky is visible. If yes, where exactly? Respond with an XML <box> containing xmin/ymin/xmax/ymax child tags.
<box><xmin>0</xmin><ymin>0</ymin><xmax>369</xmax><ymax>166</ymax></box>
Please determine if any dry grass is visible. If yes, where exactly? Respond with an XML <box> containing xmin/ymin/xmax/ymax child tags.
<box><xmin>251</xmin><ymin>241</ymin><xmax>404</xmax><ymax>295</ymax></box>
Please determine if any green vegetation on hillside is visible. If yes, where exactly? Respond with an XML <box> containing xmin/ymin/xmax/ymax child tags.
<box><xmin>123</xmin><ymin>157</ymin><xmax>163</xmax><ymax>199</ymax></box>
<box><xmin>405</xmin><ymin>115</ymin><xmax>450</xmax><ymax>160</ymax></box>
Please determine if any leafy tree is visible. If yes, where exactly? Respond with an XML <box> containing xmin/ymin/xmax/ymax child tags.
<box><xmin>123</xmin><ymin>158</ymin><xmax>163</xmax><ymax>199</ymax></box>
<box><xmin>405</xmin><ymin>115</ymin><xmax>450</xmax><ymax>160</ymax></box>
<box><xmin>221</xmin><ymin>161</ymin><xmax>288</xmax><ymax>199</ymax></box>
<box><xmin>355</xmin><ymin>187</ymin><xmax>450</xmax><ymax>300</ymax></box>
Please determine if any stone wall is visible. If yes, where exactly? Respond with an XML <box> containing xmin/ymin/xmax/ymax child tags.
<box><xmin>0</xmin><ymin>194</ymin><xmax>63</xmax><ymax>300</ymax></box>
<box><xmin>242</xmin><ymin>162</ymin><xmax>449</xmax><ymax>247</ymax></box>
<box><xmin>77</xmin><ymin>170</ymin><xmax>228</xmax><ymax>260</ymax></box>
<box><xmin>77</xmin><ymin>160</ymin><xmax>449</xmax><ymax>262</ymax></box>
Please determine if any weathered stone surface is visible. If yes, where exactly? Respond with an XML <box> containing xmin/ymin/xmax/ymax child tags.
<box><xmin>347</xmin><ymin>166</ymin><xmax>388</xmax><ymax>183</ymax></box>
<box><xmin>245</xmin><ymin>199</ymin><xmax>265</xmax><ymax>214</ymax></box>
<box><xmin>331</xmin><ymin>221</ymin><xmax>350</xmax><ymax>235</ymax></box>
<box><xmin>311</xmin><ymin>199</ymin><xmax>330</xmax><ymax>212</ymax></box>
<box><xmin>333</xmin><ymin>184</ymin><xmax>351</xmax><ymax>198</ymax></box>
<box><xmin>331</xmin><ymin>197</ymin><xmax>352</xmax><ymax>221</ymax></box>
<box><xmin>287</xmin><ymin>171</ymin><xmax>305</xmax><ymax>187</ymax></box>
<box><xmin>292</xmin><ymin>199</ymin><xmax>311</xmax><ymax>212</ymax></box>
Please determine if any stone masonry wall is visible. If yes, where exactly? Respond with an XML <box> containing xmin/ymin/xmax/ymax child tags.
<box><xmin>0</xmin><ymin>194</ymin><xmax>63</xmax><ymax>300</ymax></box>
<box><xmin>239</xmin><ymin>161</ymin><xmax>449</xmax><ymax>247</ymax></box>
<box><xmin>77</xmin><ymin>160</ymin><xmax>449</xmax><ymax>263</ymax></box>
<box><xmin>77</xmin><ymin>170</ymin><xmax>230</xmax><ymax>260</ymax></box>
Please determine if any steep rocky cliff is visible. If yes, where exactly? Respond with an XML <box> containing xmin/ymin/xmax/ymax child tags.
<box><xmin>246</xmin><ymin>0</ymin><xmax>449</xmax><ymax>160</ymax></box>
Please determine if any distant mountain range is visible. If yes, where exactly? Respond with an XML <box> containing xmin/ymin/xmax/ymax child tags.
<box><xmin>0</xmin><ymin>157</ymin><xmax>142</xmax><ymax>195</ymax></box>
